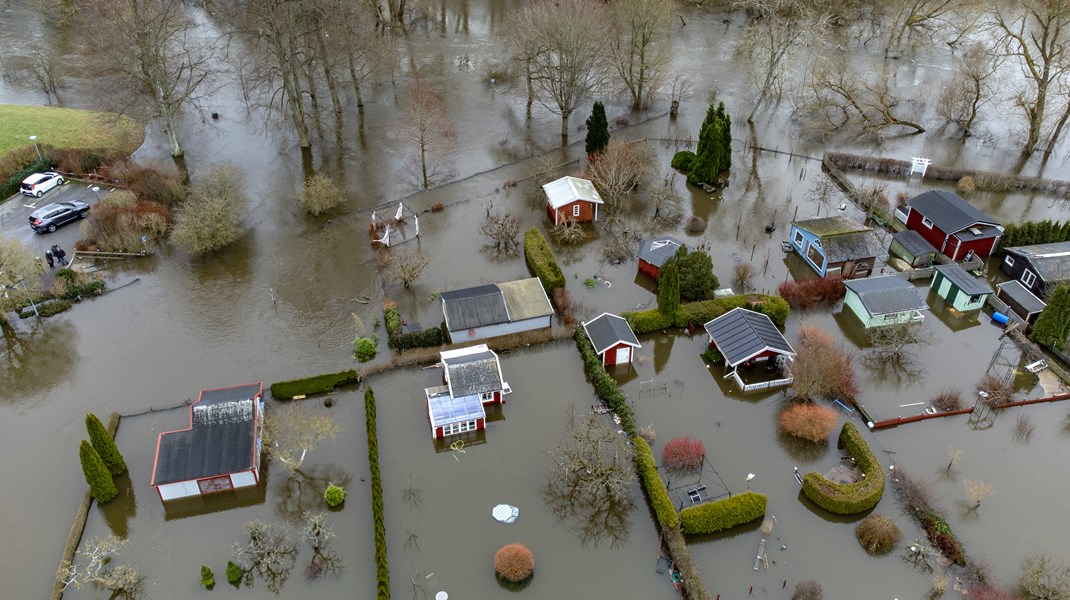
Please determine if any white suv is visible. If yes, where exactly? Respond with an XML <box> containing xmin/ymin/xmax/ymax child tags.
<box><xmin>20</xmin><ymin>172</ymin><xmax>65</xmax><ymax>197</ymax></box>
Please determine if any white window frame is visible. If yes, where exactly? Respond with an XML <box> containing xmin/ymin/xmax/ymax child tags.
<box><xmin>1022</xmin><ymin>269</ymin><xmax>1037</xmax><ymax>288</ymax></box>
<box><xmin>443</xmin><ymin>419</ymin><xmax>479</xmax><ymax>436</ymax></box>
<box><xmin>1004</xmin><ymin>255</ymin><xmax>1015</xmax><ymax>268</ymax></box>
<box><xmin>572</xmin><ymin>204</ymin><xmax>581</xmax><ymax>217</ymax></box>
<box><xmin>793</xmin><ymin>229</ymin><xmax>804</xmax><ymax>246</ymax></box>
<box><xmin>479</xmin><ymin>391</ymin><xmax>494</xmax><ymax>402</ymax></box>
<box><xmin>921</xmin><ymin>216</ymin><xmax>934</xmax><ymax>229</ymax></box>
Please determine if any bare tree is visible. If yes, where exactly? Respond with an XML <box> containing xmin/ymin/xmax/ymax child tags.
<box><xmin>0</xmin><ymin>43</ymin><xmax>65</xmax><ymax>105</ymax></box>
<box><xmin>383</xmin><ymin>249</ymin><xmax>430</xmax><ymax>288</ymax></box>
<box><xmin>867</xmin><ymin>321</ymin><xmax>932</xmax><ymax>362</ymax></box>
<box><xmin>479</xmin><ymin>203</ymin><xmax>521</xmax><ymax>254</ymax></box>
<box><xmin>1021</xmin><ymin>554</ymin><xmax>1070</xmax><ymax>600</ymax></box>
<box><xmin>584</xmin><ymin>140</ymin><xmax>656</xmax><ymax>219</ymax></box>
<box><xmin>791</xmin><ymin>325</ymin><xmax>859</xmax><ymax>401</ymax></box>
<box><xmin>397</xmin><ymin>79</ymin><xmax>455</xmax><ymax>190</ymax></box>
<box><xmin>300</xmin><ymin>174</ymin><xmax>348</xmax><ymax>215</ymax></box>
<box><xmin>991</xmin><ymin>0</ymin><xmax>1070</xmax><ymax>155</ymax></box>
<box><xmin>937</xmin><ymin>43</ymin><xmax>1003</xmax><ymax>138</ymax></box>
<box><xmin>57</xmin><ymin>535</ymin><xmax>142</xmax><ymax>596</ymax></box>
<box><xmin>232</xmin><ymin>520</ymin><xmax>298</xmax><ymax>593</ymax></box>
<box><xmin>551</xmin><ymin>221</ymin><xmax>588</xmax><ymax>245</ymax></box>
<box><xmin>609</xmin><ymin>0</ymin><xmax>673</xmax><ymax>109</ymax></box>
<box><xmin>648</xmin><ymin>175</ymin><xmax>682</xmax><ymax>224</ymax></box>
<box><xmin>262</xmin><ymin>405</ymin><xmax>341</xmax><ymax>475</ymax></box>
<box><xmin>510</xmin><ymin>0</ymin><xmax>612</xmax><ymax>139</ymax></box>
<box><xmin>963</xmin><ymin>479</ymin><xmax>993</xmax><ymax>512</ymax></box>
<box><xmin>0</xmin><ymin>233</ymin><xmax>45</xmax><ymax>319</ymax></box>
<box><xmin>734</xmin><ymin>0</ymin><xmax>829</xmax><ymax>121</ymax></box>
<box><xmin>79</xmin><ymin>0</ymin><xmax>217</xmax><ymax>157</ymax></box>
<box><xmin>946</xmin><ymin>447</ymin><xmax>965</xmax><ymax>473</ymax></box>
<box><xmin>732</xmin><ymin>262</ymin><xmax>757</xmax><ymax>293</ymax></box>
<box><xmin>802</xmin><ymin>56</ymin><xmax>927</xmax><ymax>137</ymax></box>
<box><xmin>171</xmin><ymin>165</ymin><xmax>249</xmax><ymax>255</ymax></box>
<box><xmin>880</xmin><ymin>0</ymin><xmax>976</xmax><ymax>56</ymax></box>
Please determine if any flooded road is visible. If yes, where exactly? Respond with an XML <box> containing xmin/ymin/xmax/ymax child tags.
<box><xmin>2</xmin><ymin>1</ymin><xmax>1070</xmax><ymax>598</ymax></box>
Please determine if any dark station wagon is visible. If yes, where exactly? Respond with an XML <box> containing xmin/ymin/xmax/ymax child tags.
<box><xmin>29</xmin><ymin>201</ymin><xmax>90</xmax><ymax>233</ymax></box>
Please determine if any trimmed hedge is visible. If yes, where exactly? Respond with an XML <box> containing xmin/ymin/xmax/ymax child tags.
<box><xmin>633</xmin><ymin>438</ymin><xmax>678</xmax><ymax>528</ymax></box>
<box><xmin>365</xmin><ymin>388</ymin><xmax>389</xmax><ymax>599</ymax></box>
<box><xmin>19</xmin><ymin>299</ymin><xmax>71</xmax><ymax>319</ymax></box>
<box><xmin>624</xmin><ymin>294</ymin><xmax>790</xmax><ymax>334</ymax></box>
<box><xmin>524</xmin><ymin>228</ymin><xmax>566</xmax><ymax>294</ymax></box>
<box><xmin>680</xmin><ymin>491</ymin><xmax>767</xmax><ymax>535</ymax></box>
<box><xmin>0</xmin><ymin>157</ymin><xmax>56</xmax><ymax>199</ymax></box>
<box><xmin>383</xmin><ymin>304</ymin><xmax>445</xmax><ymax>351</ymax></box>
<box><xmin>270</xmin><ymin>370</ymin><xmax>360</xmax><ymax>399</ymax></box>
<box><xmin>383</xmin><ymin>306</ymin><xmax>403</xmax><ymax>338</ymax></box>
<box><xmin>671</xmin><ymin>150</ymin><xmax>696</xmax><ymax>173</ymax></box>
<box><xmin>574</xmin><ymin>327</ymin><xmax>635</xmax><ymax>435</ymax></box>
<box><xmin>801</xmin><ymin>422</ymin><xmax>885</xmax><ymax>515</ymax></box>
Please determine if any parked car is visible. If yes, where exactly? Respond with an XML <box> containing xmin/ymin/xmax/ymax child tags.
<box><xmin>20</xmin><ymin>172</ymin><xmax>65</xmax><ymax>197</ymax></box>
<box><xmin>29</xmin><ymin>201</ymin><xmax>90</xmax><ymax>233</ymax></box>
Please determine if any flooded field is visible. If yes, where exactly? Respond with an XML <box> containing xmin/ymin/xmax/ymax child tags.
<box><xmin>2</xmin><ymin>0</ymin><xmax>1070</xmax><ymax>598</ymax></box>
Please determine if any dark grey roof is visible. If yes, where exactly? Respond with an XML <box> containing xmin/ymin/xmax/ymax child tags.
<box><xmin>843</xmin><ymin>276</ymin><xmax>928</xmax><ymax>315</ymax></box>
<box><xmin>906</xmin><ymin>190</ymin><xmax>1000</xmax><ymax>234</ymax></box>
<box><xmin>892</xmin><ymin>230</ymin><xmax>938</xmax><ymax>257</ymax></box>
<box><xmin>703</xmin><ymin>308</ymin><xmax>795</xmax><ymax>367</ymax></box>
<box><xmin>638</xmin><ymin>237</ymin><xmax>687</xmax><ymax>268</ymax></box>
<box><xmin>583</xmin><ymin>313</ymin><xmax>640</xmax><ymax>354</ymax></box>
<box><xmin>934</xmin><ymin>263</ymin><xmax>993</xmax><ymax>296</ymax></box>
<box><xmin>153</xmin><ymin>383</ymin><xmax>262</xmax><ymax>486</ymax></box>
<box><xmin>441</xmin><ymin>284</ymin><xmax>509</xmax><ymax>330</ymax></box>
<box><xmin>997</xmin><ymin>280</ymin><xmax>1047</xmax><ymax>314</ymax></box>
<box><xmin>444</xmin><ymin>351</ymin><xmax>503</xmax><ymax>397</ymax></box>
<box><xmin>1004</xmin><ymin>242</ymin><xmax>1070</xmax><ymax>284</ymax></box>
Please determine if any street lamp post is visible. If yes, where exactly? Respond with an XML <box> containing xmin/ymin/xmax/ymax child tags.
<box><xmin>91</xmin><ymin>186</ymin><xmax>101</xmax><ymax>204</ymax></box>
<box><xmin>29</xmin><ymin>135</ymin><xmax>42</xmax><ymax>161</ymax></box>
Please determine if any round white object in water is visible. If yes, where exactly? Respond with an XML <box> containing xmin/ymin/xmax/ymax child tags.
<box><xmin>436</xmin><ymin>592</ymin><xmax>448</xmax><ymax>600</ymax></box>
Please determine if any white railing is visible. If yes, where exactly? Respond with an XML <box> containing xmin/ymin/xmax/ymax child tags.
<box><xmin>741</xmin><ymin>377</ymin><xmax>794</xmax><ymax>392</ymax></box>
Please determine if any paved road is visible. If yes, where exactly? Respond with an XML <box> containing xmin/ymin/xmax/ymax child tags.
<box><xmin>0</xmin><ymin>179</ymin><xmax>101</xmax><ymax>266</ymax></box>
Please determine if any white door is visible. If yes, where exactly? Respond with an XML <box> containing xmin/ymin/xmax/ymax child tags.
<box><xmin>614</xmin><ymin>347</ymin><xmax>630</xmax><ymax>365</ymax></box>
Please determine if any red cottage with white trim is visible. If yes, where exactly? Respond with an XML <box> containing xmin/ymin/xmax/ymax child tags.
<box><xmin>904</xmin><ymin>190</ymin><xmax>1002</xmax><ymax>261</ymax></box>
<box><xmin>582</xmin><ymin>312</ymin><xmax>641</xmax><ymax>367</ymax></box>
<box><xmin>543</xmin><ymin>176</ymin><xmax>604</xmax><ymax>225</ymax></box>
<box><xmin>425</xmin><ymin>345</ymin><xmax>511</xmax><ymax>439</ymax></box>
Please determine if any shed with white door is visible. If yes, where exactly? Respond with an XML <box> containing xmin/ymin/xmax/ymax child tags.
<box><xmin>582</xmin><ymin>312</ymin><xmax>641</xmax><ymax>367</ymax></box>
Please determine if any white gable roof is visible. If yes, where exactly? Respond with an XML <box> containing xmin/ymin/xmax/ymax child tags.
<box><xmin>542</xmin><ymin>176</ymin><xmax>604</xmax><ymax>210</ymax></box>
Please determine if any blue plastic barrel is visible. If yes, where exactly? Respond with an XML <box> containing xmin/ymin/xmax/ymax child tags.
<box><xmin>992</xmin><ymin>312</ymin><xmax>1009</xmax><ymax>325</ymax></box>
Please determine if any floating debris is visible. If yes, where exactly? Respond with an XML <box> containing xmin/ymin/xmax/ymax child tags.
<box><xmin>492</xmin><ymin>504</ymin><xmax>519</xmax><ymax>524</ymax></box>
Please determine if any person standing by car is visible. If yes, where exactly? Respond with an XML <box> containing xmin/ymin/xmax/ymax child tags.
<box><xmin>45</xmin><ymin>250</ymin><xmax>55</xmax><ymax>269</ymax></box>
<box><xmin>51</xmin><ymin>244</ymin><xmax>67</xmax><ymax>266</ymax></box>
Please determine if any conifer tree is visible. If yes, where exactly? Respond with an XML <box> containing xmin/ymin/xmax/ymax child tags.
<box><xmin>688</xmin><ymin>102</ymin><xmax>732</xmax><ymax>185</ymax></box>
<box><xmin>86</xmin><ymin>413</ymin><xmax>127</xmax><ymax>476</ymax></box>
<box><xmin>657</xmin><ymin>260</ymin><xmax>681</xmax><ymax>316</ymax></box>
<box><xmin>584</xmin><ymin>101</ymin><xmax>610</xmax><ymax>158</ymax></box>
<box><xmin>80</xmin><ymin>440</ymin><xmax>118</xmax><ymax>503</ymax></box>
<box><xmin>1031</xmin><ymin>284</ymin><xmax>1070</xmax><ymax>350</ymax></box>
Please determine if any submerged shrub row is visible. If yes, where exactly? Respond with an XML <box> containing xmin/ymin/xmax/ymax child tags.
<box><xmin>680</xmin><ymin>491</ymin><xmax>767</xmax><ymax>535</ymax></box>
<box><xmin>523</xmin><ymin>228</ymin><xmax>565</xmax><ymax>294</ymax></box>
<box><xmin>632</xmin><ymin>438</ymin><xmax>678</xmax><ymax>528</ymax></box>
<box><xmin>801</xmin><ymin>423</ymin><xmax>885</xmax><ymax>515</ymax></box>
<box><xmin>269</xmin><ymin>370</ymin><xmax>360</xmax><ymax>399</ymax></box>
<box><xmin>365</xmin><ymin>387</ymin><xmax>390</xmax><ymax>599</ymax></box>
<box><xmin>574</xmin><ymin>327</ymin><xmax>635</xmax><ymax>435</ymax></box>
<box><xmin>624</xmin><ymin>294</ymin><xmax>790</xmax><ymax>334</ymax></box>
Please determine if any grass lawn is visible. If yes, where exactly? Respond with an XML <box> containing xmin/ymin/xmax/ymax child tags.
<box><xmin>0</xmin><ymin>104</ymin><xmax>144</xmax><ymax>157</ymax></box>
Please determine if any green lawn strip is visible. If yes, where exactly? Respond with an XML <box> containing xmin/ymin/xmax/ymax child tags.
<box><xmin>0</xmin><ymin>104</ymin><xmax>144</xmax><ymax>157</ymax></box>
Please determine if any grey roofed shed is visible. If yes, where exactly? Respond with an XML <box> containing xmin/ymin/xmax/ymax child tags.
<box><xmin>1003</xmin><ymin>242</ymin><xmax>1070</xmax><ymax>283</ymax></box>
<box><xmin>703</xmin><ymin>308</ymin><xmax>795</xmax><ymax>367</ymax></box>
<box><xmin>793</xmin><ymin>216</ymin><xmax>885</xmax><ymax>263</ymax></box>
<box><xmin>843</xmin><ymin>276</ymin><xmax>928</xmax><ymax>315</ymax></box>
<box><xmin>638</xmin><ymin>237</ymin><xmax>687</xmax><ymax>268</ymax></box>
<box><xmin>152</xmin><ymin>384</ymin><xmax>262</xmax><ymax>486</ymax></box>
<box><xmin>933</xmin><ymin>263</ymin><xmax>993</xmax><ymax>296</ymax></box>
<box><xmin>440</xmin><ymin>284</ymin><xmax>509</xmax><ymax>331</ymax></box>
<box><xmin>997</xmin><ymin>280</ymin><xmax>1047</xmax><ymax>315</ymax></box>
<box><xmin>583</xmin><ymin>313</ymin><xmax>640</xmax><ymax>354</ymax></box>
<box><xmin>442</xmin><ymin>349</ymin><xmax>504</xmax><ymax>398</ymax></box>
<box><xmin>906</xmin><ymin>190</ymin><xmax>1000</xmax><ymax>233</ymax></box>
<box><xmin>891</xmin><ymin>230</ymin><xmax>938</xmax><ymax>262</ymax></box>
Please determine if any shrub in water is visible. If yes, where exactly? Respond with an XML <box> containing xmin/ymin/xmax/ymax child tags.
<box><xmin>855</xmin><ymin>514</ymin><xmax>901</xmax><ymax>555</ymax></box>
<box><xmin>776</xmin><ymin>277</ymin><xmax>846</xmax><ymax>310</ymax></box>
<box><xmin>494</xmin><ymin>543</ymin><xmax>535</xmax><ymax>583</ymax></box>
<box><xmin>86</xmin><ymin>412</ymin><xmax>126</xmax><ymax>476</ymax></box>
<box><xmin>932</xmin><ymin>388</ymin><xmax>964</xmax><ymax>412</ymax></box>
<box><xmin>662</xmin><ymin>435</ymin><xmax>705</xmax><ymax>475</ymax></box>
<box><xmin>225</xmin><ymin>560</ymin><xmax>243</xmax><ymax>584</ymax></box>
<box><xmin>354</xmin><ymin>337</ymin><xmax>377</xmax><ymax>362</ymax></box>
<box><xmin>324</xmin><ymin>483</ymin><xmax>346</xmax><ymax>507</ymax></box>
<box><xmin>778</xmin><ymin>403</ymin><xmax>839</xmax><ymax>443</ymax></box>
<box><xmin>79</xmin><ymin>439</ymin><xmax>118</xmax><ymax>503</ymax></box>
<box><xmin>671</xmin><ymin>150</ymin><xmax>696</xmax><ymax>173</ymax></box>
<box><xmin>792</xmin><ymin>580</ymin><xmax>824</xmax><ymax>600</ymax></box>
<box><xmin>200</xmin><ymin>565</ymin><xmax>215</xmax><ymax>588</ymax></box>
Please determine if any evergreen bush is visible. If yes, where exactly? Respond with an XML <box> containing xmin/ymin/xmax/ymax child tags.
<box><xmin>584</xmin><ymin>102</ymin><xmax>610</xmax><ymax>157</ymax></box>
<box><xmin>383</xmin><ymin>306</ymin><xmax>403</xmax><ymax>338</ymax></box>
<box><xmin>365</xmin><ymin>388</ymin><xmax>389</xmax><ymax>599</ymax></box>
<box><xmin>688</xmin><ymin>102</ymin><xmax>732</xmax><ymax>185</ymax></box>
<box><xmin>671</xmin><ymin>151</ymin><xmax>696</xmax><ymax>173</ymax></box>
<box><xmin>665</xmin><ymin>247</ymin><xmax>719</xmax><ymax>301</ymax></box>
<box><xmin>574</xmin><ymin>328</ymin><xmax>635</xmax><ymax>435</ymax></box>
<box><xmin>200</xmin><ymin>565</ymin><xmax>215</xmax><ymax>588</ymax></box>
<box><xmin>624</xmin><ymin>293</ymin><xmax>790</xmax><ymax>334</ymax></box>
<box><xmin>79</xmin><ymin>439</ymin><xmax>118</xmax><ymax>503</ymax></box>
<box><xmin>86</xmin><ymin>412</ymin><xmax>126</xmax><ymax>476</ymax></box>
<box><xmin>801</xmin><ymin>423</ymin><xmax>884</xmax><ymax>514</ymax></box>
<box><xmin>1031</xmin><ymin>284</ymin><xmax>1070</xmax><ymax>350</ymax></box>
<box><xmin>354</xmin><ymin>337</ymin><xmax>378</xmax><ymax>362</ymax></box>
<box><xmin>225</xmin><ymin>561</ymin><xmax>243</xmax><ymax>584</ymax></box>
<box><xmin>523</xmin><ymin>228</ymin><xmax>566</xmax><ymax>294</ymax></box>
<box><xmin>270</xmin><ymin>370</ymin><xmax>360</xmax><ymax>399</ymax></box>
<box><xmin>0</xmin><ymin>157</ymin><xmax>57</xmax><ymax>198</ymax></box>
<box><xmin>324</xmin><ymin>483</ymin><xmax>346</xmax><ymax>507</ymax></box>
<box><xmin>633</xmin><ymin>437</ymin><xmax>678</xmax><ymax>528</ymax></box>
<box><xmin>389</xmin><ymin>326</ymin><xmax>445</xmax><ymax>352</ymax></box>
<box><xmin>680</xmin><ymin>491</ymin><xmax>767</xmax><ymax>535</ymax></box>
<box><xmin>657</xmin><ymin>260</ymin><xmax>680</xmax><ymax>316</ymax></box>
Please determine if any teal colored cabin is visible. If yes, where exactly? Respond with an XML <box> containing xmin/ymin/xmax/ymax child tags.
<box><xmin>843</xmin><ymin>275</ymin><xmax>928</xmax><ymax>328</ymax></box>
<box><xmin>930</xmin><ymin>263</ymin><xmax>992</xmax><ymax>313</ymax></box>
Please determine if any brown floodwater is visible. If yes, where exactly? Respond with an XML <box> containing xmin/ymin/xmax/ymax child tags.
<box><xmin>2</xmin><ymin>1</ymin><xmax>1070</xmax><ymax>598</ymax></box>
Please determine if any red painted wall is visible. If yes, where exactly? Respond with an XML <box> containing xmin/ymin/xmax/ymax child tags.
<box><xmin>547</xmin><ymin>200</ymin><xmax>596</xmax><ymax>225</ymax></box>
<box><xmin>906</xmin><ymin>208</ymin><xmax>1000</xmax><ymax>259</ymax></box>
<box><xmin>602</xmin><ymin>342</ymin><xmax>631</xmax><ymax>366</ymax></box>
<box><xmin>905</xmin><ymin>209</ymin><xmax>951</xmax><ymax>256</ymax></box>
<box><xmin>638</xmin><ymin>259</ymin><xmax>660</xmax><ymax>280</ymax></box>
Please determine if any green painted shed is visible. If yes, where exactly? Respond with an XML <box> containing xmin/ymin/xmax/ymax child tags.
<box><xmin>930</xmin><ymin>263</ymin><xmax>993</xmax><ymax>313</ymax></box>
<box><xmin>843</xmin><ymin>275</ymin><xmax>929</xmax><ymax>328</ymax></box>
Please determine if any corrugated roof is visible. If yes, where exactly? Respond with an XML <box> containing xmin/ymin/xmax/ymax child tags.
<box><xmin>153</xmin><ymin>384</ymin><xmax>262</xmax><ymax>486</ymax></box>
<box><xmin>443</xmin><ymin>347</ymin><xmax>504</xmax><ymax>398</ymax></box>
<box><xmin>906</xmin><ymin>190</ymin><xmax>1000</xmax><ymax>234</ymax></box>
<box><xmin>497</xmin><ymin>278</ymin><xmax>554</xmax><ymax>321</ymax></box>
<box><xmin>1004</xmin><ymin>242</ymin><xmax>1070</xmax><ymax>284</ymax></box>
<box><xmin>794</xmin><ymin>216</ymin><xmax>870</xmax><ymax>237</ymax></box>
<box><xmin>893</xmin><ymin>230</ymin><xmax>938</xmax><ymax>258</ymax></box>
<box><xmin>933</xmin><ymin>263</ymin><xmax>993</xmax><ymax>296</ymax></box>
<box><xmin>583</xmin><ymin>313</ymin><xmax>640</xmax><ymax>355</ymax></box>
<box><xmin>997</xmin><ymin>280</ymin><xmax>1047</xmax><ymax>314</ymax></box>
<box><xmin>843</xmin><ymin>276</ymin><xmax>928</xmax><ymax>315</ymax></box>
<box><xmin>703</xmin><ymin>308</ymin><xmax>795</xmax><ymax>367</ymax></box>
<box><xmin>638</xmin><ymin>237</ymin><xmax>686</xmax><ymax>268</ymax></box>
<box><xmin>542</xmin><ymin>176</ymin><xmax>604</xmax><ymax>210</ymax></box>
<box><xmin>441</xmin><ymin>285</ymin><xmax>509</xmax><ymax>330</ymax></box>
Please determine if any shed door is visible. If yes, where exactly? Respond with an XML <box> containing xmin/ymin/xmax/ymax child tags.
<box><xmin>615</xmin><ymin>346</ymin><xmax>630</xmax><ymax>365</ymax></box>
<box><xmin>198</xmin><ymin>475</ymin><xmax>233</xmax><ymax>494</ymax></box>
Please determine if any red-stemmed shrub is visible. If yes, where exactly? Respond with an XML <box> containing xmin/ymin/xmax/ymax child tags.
<box><xmin>553</xmin><ymin>287</ymin><xmax>577</xmax><ymax>326</ymax></box>
<box><xmin>779</xmin><ymin>403</ymin><xmax>839</xmax><ymax>443</ymax></box>
<box><xmin>494</xmin><ymin>543</ymin><xmax>534</xmax><ymax>583</ymax></box>
<box><xmin>776</xmin><ymin>277</ymin><xmax>846</xmax><ymax>310</ymax></box>
<box><xmin>662</xmin><ymin>436</ymin><xmax>705</xmax><ymax>475</ymax></box>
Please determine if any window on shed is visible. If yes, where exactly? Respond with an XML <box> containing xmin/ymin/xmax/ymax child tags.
<box><xmin>793</xmin><ymin>229</ymin><xmax>804</xmax><ymax>246</ymax></box>
<box><xmin>1004</xmin><ymin>255</ymin><xmax>1015</xmax><ymax>268</ymax></box>
<box><xmin>1022</xmin><ymin>269</ymin><xmax>1037</xmax><ymax>288</ymax></box>
<box><xmin>969</xmin><ymin>294</ymin><xmax>983</xmax><ymax>304</ymax></box>
<box><xmin>572</xmin><ymin>204</ymin><xmax>580</xmax><ymax>217</ymax></box>
<box><xmin>921</xmin><ymin>217</ymin><xmax>934</xmax><ymax>229</ymax></box>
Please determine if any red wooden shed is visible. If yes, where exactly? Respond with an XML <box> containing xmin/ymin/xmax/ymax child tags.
<box><xmin>543</xmin><ymin>176</ymin><xmax>604</xmax><ymax>225</ymax></box>
<box><xmin>904</xmin><ymin>190</ymin><xmax>1002</xmax><ymax>261</ymax></box>
<box><xmin>582</xmin><ymin>312</ymin><xmax>641</xmax><ymax>367</ymax></box>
